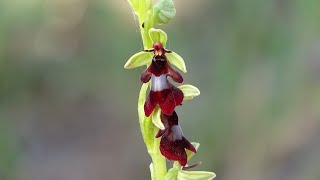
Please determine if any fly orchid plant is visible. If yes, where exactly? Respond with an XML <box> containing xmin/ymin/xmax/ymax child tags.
<box><xmin>125</xmin><ymin>0</ymin><xmax>216</xmax><ymax>179</ymax></box>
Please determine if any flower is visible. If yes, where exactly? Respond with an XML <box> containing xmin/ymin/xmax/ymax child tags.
<box><xmin>156</xmin><ymin>111</ymin><xmax>196</xmax><ymax>166</ymax></box>
<box><xmin>141</xmin><ymin>43</ymin><xmax>184</xmax><ymax>116</ymax></box>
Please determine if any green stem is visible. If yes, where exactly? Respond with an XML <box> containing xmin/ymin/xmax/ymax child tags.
<box><xmin>151</xmin><ymin>134</ymin><xmax>167</xmax><ymax>180</ymax></box>
<box><xmin>137</xmin><ymin>0</ymin><xmax>167</xmax><ymax>179</ymax></box>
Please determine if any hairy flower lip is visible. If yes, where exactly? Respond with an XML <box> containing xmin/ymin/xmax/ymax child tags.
<box><xmin>156</xmin><ymin>111</ymin><xmax>196</xmax><ymax>166</ymax></box>
<box><xmin>144</xmin><ymin>84</ymin><xmax>183</xmax><ymax>117</ymax></box>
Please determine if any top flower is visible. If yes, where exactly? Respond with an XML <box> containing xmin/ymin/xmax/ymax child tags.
<box><xmin>141</xmin><ymin>42</ymin><xmax>184</xmax><ymax>116</ymax></box>
<box><xmin>125</xmin><ymin>28</ymin><xmax>188</xmax><ymax>116</ymax></box>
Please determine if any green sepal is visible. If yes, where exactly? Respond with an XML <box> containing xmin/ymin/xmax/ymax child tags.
<box><xmin>149</xmin><ymin>28</ymin><xmax>168</xmax><ymax>47</ymax></box>
<box><xmin>152</xmin><ymin>106</ymin><xmax>165</xmax><ymax>130</ymax></box>
<box><xmin>178</xmin><ymin>85</ymin><xmax>200</xmax><ymax>100</ymax></box>
<box><xmin>177</xmin><ymin>170</ymin><xmax>216</xmax><ymax>180</ymax></box>
<box><xmin>128</xmin><ymin>0</ymin><xmax>139</xmax><ymax>15</ymax></box>
<box><xmin>153</xmin><ymin>0</ymin><xmax>176</xmax><ymax>24</ymax></box>
<box><xmin>124</xmin><ymin>51</ymin><xmax>152</xmax><ymax>69</ymax></box>
<box><xmin>166</xmin><ymin>52</ymin><xmax>187</xmax><ymax>73</ymax></box>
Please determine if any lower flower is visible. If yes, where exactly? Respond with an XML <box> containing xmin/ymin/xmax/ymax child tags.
<box><xmin>156</xmin><ymin>111</ymin><xmax>196</xmax><ymax>166</ymax></box>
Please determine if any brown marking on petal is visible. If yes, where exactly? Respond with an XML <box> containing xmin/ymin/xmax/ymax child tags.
<box><xmin>182</xmin><ymin>162</ymin><xmax>203</xmax><ymax>170</ymax></box>
<box><xmin>164</xmin><ymin>49</ymin><xmax>172</xmax><ymax>53</ymax></box>
<box><xmin>144</xmin><ymin>49</ymin><xmax>154</xmax><ymax>52</ymax></box>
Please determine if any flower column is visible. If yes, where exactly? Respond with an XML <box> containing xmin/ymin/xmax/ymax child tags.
<box><xmin>125</xmin><ymin>0</ymin><xmax>216</xmax><ymax>179</ymax></box>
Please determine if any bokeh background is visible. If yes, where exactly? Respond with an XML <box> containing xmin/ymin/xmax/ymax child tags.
<box><xmin>1</xmin><ymin>0</ymin><xmax>320</xmax><ymax>180</ymax></box>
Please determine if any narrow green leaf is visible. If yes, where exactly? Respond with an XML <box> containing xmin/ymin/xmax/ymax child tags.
<box><xmin>166</xmin><ymin>52</ymin><xmax>187</xmax><ymax>73</ymax></box>
<box><xmin>149</xmin><ymin>28</ymin><xmax>168</xmax><ymax>47</ymax></box>
<box><xmin>178</xmin><ymin>85</ymin><xmax>200</xmax><ymax>100</ymax></box>
<box><xmin>124</xmin><ymin>51</ymin><xmax>152</xmax><ymax>69</ymax></box>
<box><xmin>152</xmin><ymin>106</ymin><xmax>165</xmax><ymax>130</ymax></box>
<box><xmin>177</xmin><ymin>170</ymin><xmax>216</xmax><ymax>180</ymax></box>
<box><xmin>153</xmin><ymin>0</ymin><xmax>176</xmax><ymax>24</ymax></box>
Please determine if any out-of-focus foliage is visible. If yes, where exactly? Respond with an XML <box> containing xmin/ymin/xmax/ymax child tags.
<box><xmin>0</xmin><ymin>0</ymin><xmax>320</xmax><ymax>180</ymax></box>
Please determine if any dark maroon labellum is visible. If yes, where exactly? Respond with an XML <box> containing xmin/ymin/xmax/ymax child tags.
<box><xmin>156</xmin><ymin>111</ymin><xmax>196</xmax><ymax>166</ymax></box>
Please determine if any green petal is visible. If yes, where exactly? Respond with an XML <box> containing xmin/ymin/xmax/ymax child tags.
<box><xmin>178</xmin><ymin>85</ymin><xmax>200</xmax><ymax>100</ymax></box>
<box><xmin>153</xmin><ymin>0</ymin><xmax>176</xmax><ymax>24</ymax></box>
<box><xmin>177</xmin><ymin>170</ymin><xmax>216</xmax><ymax>180</ymax></box>
<box><xmin>124</xmin><ymin>51</ymin><xmax>152</xmax><ymax>69</ymax></box>
<box><xmin>187</xmin><ymin>142</ymin><xmax>200</xmax><ymax>161</ymax></box>
<box><xmin>166</xmin><ymin>52</ymin><xmax>187</xmax><ymax>73</ymax></box>
<box><xmin>149</xmin><ymin>28</ymin><xmax>168</xmax><ymax>47</ymax></box>
<box><xmin>128</xmin><ymin>0</ymin><xmax>139</xmax><ymax>14</ymax></box>
<box><xmin>152</xmin><ymin>107</ymin><xmax>165</xmax><ymax>130</ymax></box>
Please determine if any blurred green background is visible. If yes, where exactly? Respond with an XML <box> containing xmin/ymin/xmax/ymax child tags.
<box><xmin>1</xmin><ymin>0</ymin><xmax>320</xmax><ymax>179</ymax></box>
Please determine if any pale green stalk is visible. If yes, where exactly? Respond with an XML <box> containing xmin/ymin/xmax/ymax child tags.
<box><xmin>137</xmin><ymin>0</ymin><xmax>167</xmax><ymax>179</ymax></box>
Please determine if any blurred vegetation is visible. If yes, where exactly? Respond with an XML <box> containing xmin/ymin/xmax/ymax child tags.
<box><xmin>0</xmin><ymin>0</ymin><xmax>320</xmax><ymax>180</ymax></box>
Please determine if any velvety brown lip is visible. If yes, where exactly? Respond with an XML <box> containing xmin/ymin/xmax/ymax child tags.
<box><xmin>156</xmin><ymin>111</ymin><xmax>196</xmax><ymax>166</ymax></box>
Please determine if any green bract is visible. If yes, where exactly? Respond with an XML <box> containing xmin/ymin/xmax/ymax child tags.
<box><xmin>152</xmin><ymin>107</ymin><xmax>165</xmax><ymax>130</ymax></box>
<box><xmin>153</xmin><ymin>0</ymin><xmax>176</xmax><ymax>24</ymax></box>
<box><xmin>124</xmin><ymin>51</ymin><xmax>152</xmax><ymax>69</ymax></box>
<box><xmin>138</xmin><ymin>83</ymin><xmax>156</xmax><ymax>150</ymax></box>
<box><xmin>164</xmin><ymin>167</ymin><xmax>180</xmax><ymax>180</ymax></box>
<box><xmin>149</xmin><ymin>28</ymin><xmax>168</xmax><ymax>47</ymax></box>
<box><xmin>177</xmin><ymin>170</ymin><xmax>216</xmax><ymax>180</ymax></box>
<box><xmin>178</xmin><ymin>85</ymin><xmax>200</xmax><ymax>100</ymax></box>
<box><xmin>166</xmin><ymin>52</ymin><xmax>187</xmax><ymax>73</ymax></box>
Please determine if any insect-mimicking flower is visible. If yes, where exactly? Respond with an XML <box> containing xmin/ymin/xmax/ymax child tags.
<box><xmin>126</xmin><ymin>1</ymin><xmax>216</xmax><ymax>177</ymax></box>
<box><xmin>141</xmin><ymin>42</ymin><xmax>184</xmax><ymax>117</ymax></box>
<box><xmin>125</xmin><ymin>28</ymin><xmax>201</xmax><ymax>167</ymax></box>
<box><xmin>156</xmin><ymin>111</ymin><xmax>196</xmax><ymax>166</ymax></box>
